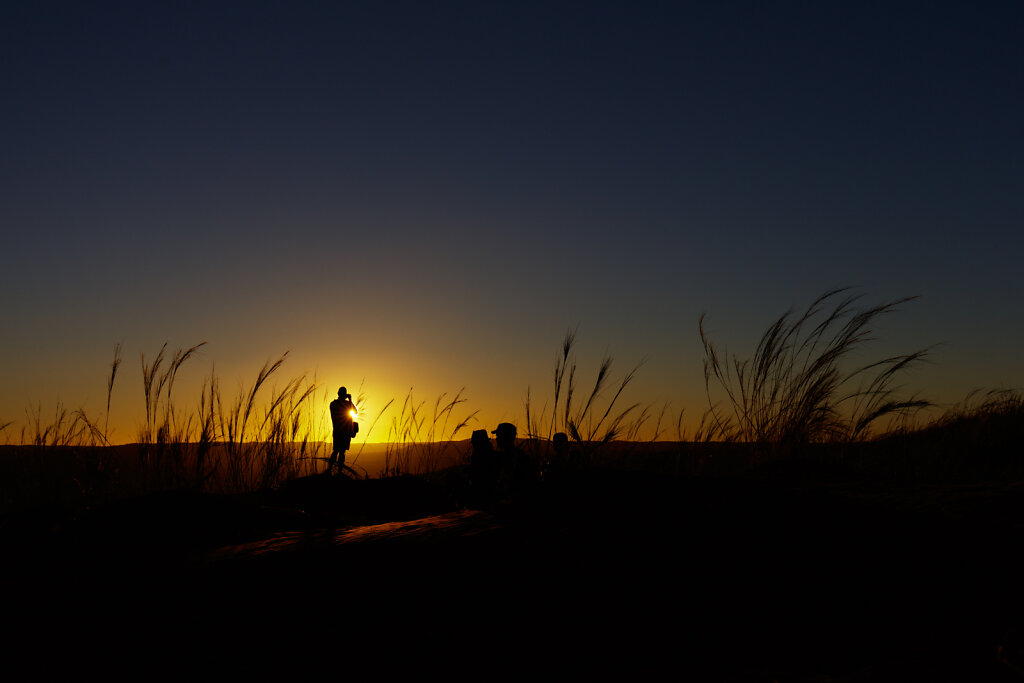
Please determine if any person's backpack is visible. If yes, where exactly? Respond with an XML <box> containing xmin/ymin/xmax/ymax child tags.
<box><xmin>351</xmin><ymin>422</ymin><xmax>359</xmax><ymax>437</ymax></box>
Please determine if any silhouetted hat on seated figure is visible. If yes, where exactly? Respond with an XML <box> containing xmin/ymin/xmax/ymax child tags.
<box><xmin>491</xmin><ymin>423</ymin><xmax>517</xmax><ymax>439</ymax></box>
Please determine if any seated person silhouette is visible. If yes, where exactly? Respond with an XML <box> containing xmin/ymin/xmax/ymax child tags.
<box><xmin>468</xmin><ymin>429</ymin><xmax>498</xmax><ymax>506</ymax></box>
<box><xmin>544</xmin><ymin>431</ymin><xmax>575</xmax><ymax>482</ymax></box>
<box><xmin>492</xmin><ymin>422</ymin><xmax>533</xmax><ymax>502</ymax></box>
<box><xmin>327</xmin><ymin>386</ymin><xmax>357</xmax><ymax>475</ymax></box>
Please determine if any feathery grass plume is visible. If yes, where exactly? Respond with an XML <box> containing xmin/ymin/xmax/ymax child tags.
<box><xmin>349</xmin><ymin>396</ymin><xmax>395</xmax><ymax>469</ymax></box>
<box><xmin>862</xmin><ymin>388</ymin><xmax>1024</xmax><ymax>481</ymax></box>
<box><xmin>930</xmin><ymin>388</ymin><xmax>1024</xmax><ymax>451</ymax></box>
<box><xmin>381</xmin><ymin>387</ymin><xmax>477</xmax><ymax>477</ymax></box>
<box><xmin>251</xmin><ymin>372</ymin><xmax>319</xmax><ymax>488</ymax></box>
<box><xmin>699</xmin><ymin>288</ymin><xmax>931</xmax><ymax>445</ymax></box>
<box><xmin>217</xmin><ymin>353</ymin><xmax>290</xmax><ymax>491</ymax></box>
<box><xmin>421</xmin><ymin>389</ymin><xmax>479</xmax><ymax>476</ymax></box>
<box><xmin>692</xmin><ymin>406</ymin><xmax>730</xmax><ymax>443</ymax></box>
<box><xmin>140</xmin><ymin>344</ymin><xmax>167</xmax><ymax>446</ymax></box>
<box><xmin>383</xmin><ymin>389</ymin><xmax>419</xmax><ymax>477</ymax></box>
<box><xmin>524</xmin><ymin>327</ymin><xmax>577</xmax><ymax>447</ymax></box>
<box><xmin>25</xmin><ymin>401</ymin><xmax>90</xmax><ymax>449</ymax></box>
<box><xmin>385</xmin><ymin>391</ymin><xmax>415</xmax><ymax>477</ymax></box>
<box><xmin>583</xmin><ymin>359</ymin><xmax>644</xmax><ymax>440</ymax></box>
<box><xmin>523</xmin><ymin>328</ymin><xmax>578</xmax><ymax>444</ymax></box>
<box><xmin>294</xmin><ymin>383</ymin><xmax>334</xmax><ymax>474</ymax></box>
<box><xmin>137</xmin><ymin>342</ymin><xmax>207</xmax><ymax>490</ymax></box>
<box><xmin>551</xmin><ymin>326</ymin><xmax>577</xmax><ymax>441</ymax></box>
<box><xmin>560</xmin><ymin>354</ymin><xmax>645</xmax><ymax>455</ymax></box>
<box><xmin>524</xmin><ymin>386</ymin><xmax>535</xmax><ymax>446</ymax></box>
<box><xmin>73</xmin><ymin>408</ymin><xmax>106</xmax><ymax>446</ymax></box>
<box><xmin>574</xmin><ymin>355</ymin><xmax>612</xmax><ymax>432</ymax></box>
<box><xmin>941</xmin><ymin>388</ymin><xmax>1023</xmax><ymax>422</ymax></box>
<box><xmin>290</xmin><ymin>370</ymin><xmax>325</xmax><ymax>478</ymax></box>
<box><xmin>625</xmin><ymin>402</ymin><xmax>675</xmax><ymax>442</ymax></box>
<box><xmin>524</xmin><ymin>329</ymin><xmax>653</xmax><ymax>465</ymax></box>
<box><xmin>162</xmin><ymin>343</ymin><xmax>206</xmax><ymax>440</ymax></box>
<box><xmin>195</xmin><ymin>369</ymin><xmax>218</xmax><ymax>490</ymax></box>
<box><xmin>13</xmin><ymin>402</ymin><xmax>98</xmax><ymax>514</ymax></box>
<box><xmin>103</xmin><ymin>343</ymin><xmax>122</xmax><ymax>444</ymax></box>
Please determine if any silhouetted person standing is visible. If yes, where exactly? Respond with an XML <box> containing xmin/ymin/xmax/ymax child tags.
<box><xmin>328</xmin><ymin>387</ymin><xmax>357</xmax><ymax>475</ymax></box>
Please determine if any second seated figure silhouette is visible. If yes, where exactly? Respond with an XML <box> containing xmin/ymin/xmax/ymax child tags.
<box><xmin>492</xmin><ymin>422</ymin><xmax>534</xmax><ymax>503</ymax></box>
<box><xmin>468</xmin><ymin>428</ymin><xmax>498</xmax><ymax>507</ymax></box>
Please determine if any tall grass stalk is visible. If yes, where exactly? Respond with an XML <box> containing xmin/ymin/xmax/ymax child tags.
<box><xmin>524</xmin><ymin>329</ymin><xmax>656</xmax><ymax>462</ymax></box>
<box><xmin>213</xmin><ymin>353</ymin><xmax>318</xmax><ymax>491</ymax></box>
<box><xmin>102</xmin><ymin>343</ymin><xmax>122</xmax><ymax>445</ymax></box>
<box><xmin>137</xmin><ymin>342</ymin><xmax>207</xmax><ymax>489</ymax></box>
<box><xmin>381</xmin><ymin>388</ymin><xmax>478</xmax><ymax>477</ymax></box>
<box><xmin>23</xmin><ymin>398</ymin><xmax>116</xmax><ymax>450</ymax></box>
<box><xmin>127</xmin><ymin>344</ymin><xmax>328</xmax><ymax>492</ymax></box>
<box><xmin>348</xmin><ymin>395</ymin><xmax>395</xmax><ymax>471</ymax></box>
<box><xmin>699</xmin><ymin>288</ymin><xmax>931</xmax><ymax>444</ymax></box>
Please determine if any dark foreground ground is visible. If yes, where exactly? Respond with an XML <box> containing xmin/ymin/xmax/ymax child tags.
<box><xmin>7</xmin><ymin>462</ymin><xmax>1024</xmax><ymax>681</ymax></box>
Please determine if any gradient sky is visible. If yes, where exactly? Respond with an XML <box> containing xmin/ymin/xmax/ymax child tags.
<box><xmin>3</xmin><ymin>1</ymin><xmax>1022</xmax><ymax>443</ymax></box>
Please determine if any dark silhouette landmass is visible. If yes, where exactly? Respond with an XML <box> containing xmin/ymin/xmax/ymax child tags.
<box><xmin>4</xmin><ymin>422</ymin><xmax>1024</xmax><ymax>679</ymax></box>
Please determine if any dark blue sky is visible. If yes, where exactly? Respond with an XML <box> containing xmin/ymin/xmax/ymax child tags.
<box><xmin>3</xmin><ymin>1</ymin><xmax>1022</xmax><ymax>440</ymax></box>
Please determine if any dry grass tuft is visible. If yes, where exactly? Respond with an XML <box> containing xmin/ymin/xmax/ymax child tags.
<box><xmin>700</xmin><ymin>288</ymin><xmax>931</xmax><ymax>444</ymax></box>
<box><xmin>380</xmin><ymin>387</ymin><xmax>478</xmax><ymax>477</ymax></box>
<box><xmin>524</xmin><ymin>329</ymin><xmax>676</xmax><ymax>464</ymax></box>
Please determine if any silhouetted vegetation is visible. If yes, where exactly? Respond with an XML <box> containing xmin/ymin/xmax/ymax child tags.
<box><xmin>380</xmin><ymin>388</ymin><xmax>478</xmax><ymax>478</ymax></box>
<box><xmin>522</xmin><ymin>327</ymin><xmax>679</xmax><ymax>465</ymax></box>
<box><xmin>700</xmin><ymin>287</ymin><xmax>930</xmax><ymax>444</ymax></box>
<box><xmin>853</xmin><ymin>388</ymin><xmax>1024</xmax><ymax>481</ymax></box>
<box><xmin>1</xmin><ymin>290</ymin><xmax>1021</xmax><ymax>525</ymax></box>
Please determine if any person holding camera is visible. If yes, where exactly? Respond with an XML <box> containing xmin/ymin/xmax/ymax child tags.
<box><xmin>327</xmin><ymin>386</ymin><xmax>358</xmax><ymax>475</ymax></box>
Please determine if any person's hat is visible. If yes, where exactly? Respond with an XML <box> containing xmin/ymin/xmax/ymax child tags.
<box><xmin>491</xmin><ymin>422</ymin><xmax>517</xmax><ymax>437</ymax></box>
